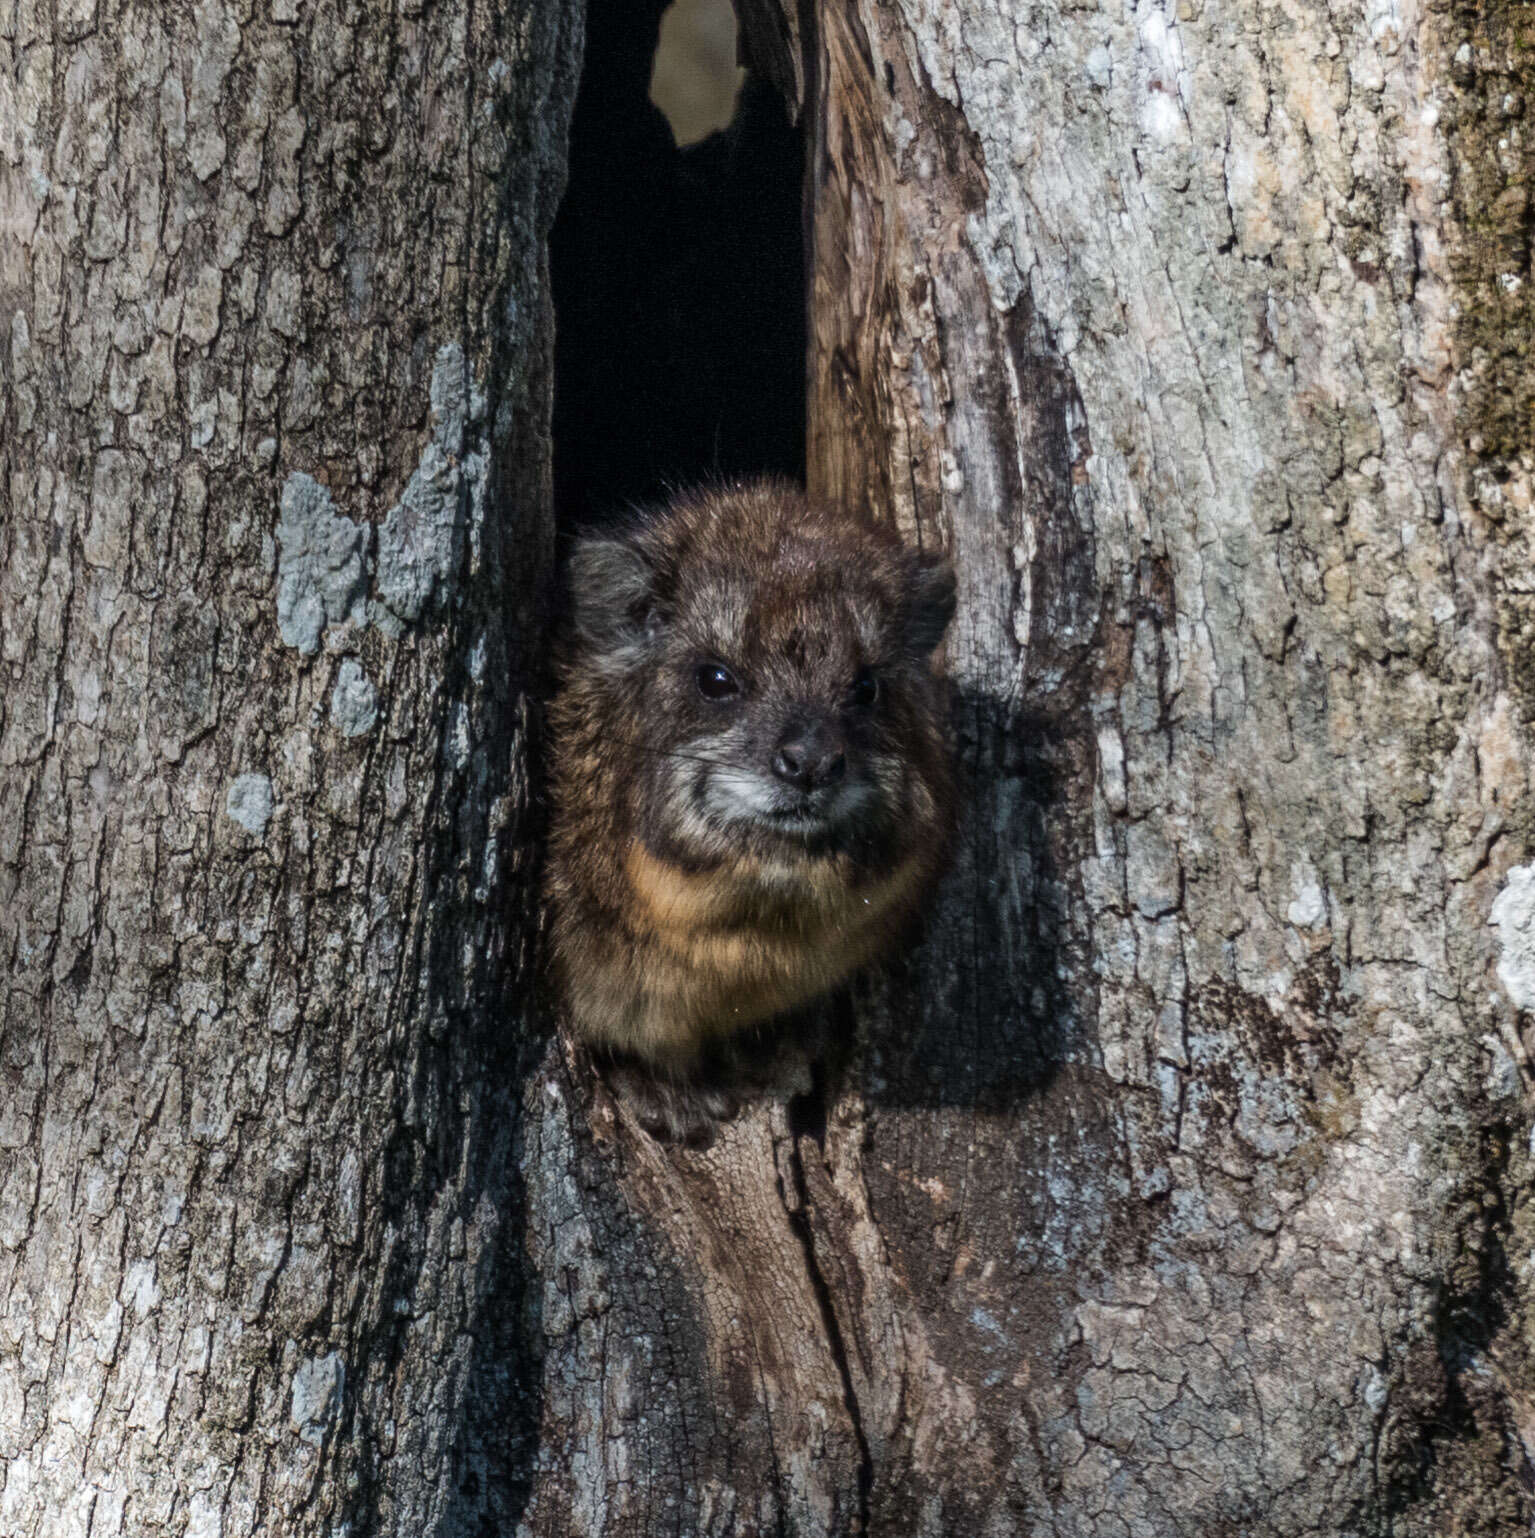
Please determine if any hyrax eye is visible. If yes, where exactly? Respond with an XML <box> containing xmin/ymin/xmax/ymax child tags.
<box><xmin>851</xmin><ymin>667</ymin><xmax>880</xmax><ymax>708</ymax></box>
<box><xmin>695</xmin><ymin>662</ymin><xmax>741</xmax><ymax>701</ymax></box>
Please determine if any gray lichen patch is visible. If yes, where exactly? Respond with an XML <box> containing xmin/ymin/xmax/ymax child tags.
<box><xmin>289</xmin><ymin>1351</ymin><xmax>345</xmax><ymax>1446</ymax></box>
<box><xmin>1490</xmin><ymin>864</ymin><xmax>1535</xmax><ymax>1012</ymax></box>
<box><xmin>276</xmin><ymin>472</ymin><xmax>370</xmax><ymax>654</ymax></box>
<box><xmin>330</xmin><ymin>657</ymin><xmax>379</xmax><ymax>737</ymax></box>
<box><xmin>226</xmin><ymin>773</ymin><xmax>274</xmax><ymax>836</ymax></box>
<box><xmin>1287</xmin><ymin>862</ymin><xmax>1328</xmax><ymax>929</ymax></box>
<box><xmin>373</xmin><ymin>343</ymin><xmax>488</xmax><ymax>628</ymax></box>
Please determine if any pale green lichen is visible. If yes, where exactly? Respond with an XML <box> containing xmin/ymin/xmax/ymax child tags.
<box><xmin>225</xmin><ymin>772</ymin><xmax>274</xmax><ymax>836</ymax></box>
<box><xmin>373</xmin><ymin>343</ymin><xmax>487</xmax><ymax>630</ymax></box>
<box><xmin>1490</xmin><ymin>863</ymin><xmax>1535</xmax><ymax>1010</ymax></box>
<box><xmin>274</xmin><ymin>472</ymin><xmax>369</xmax><ymax>654</ymax></box>
<box><xmin>330</xmin><ymin>657</ymin><xmax>379</xmax><ymax>737</ymax></box>
<box><xmin>289</xmin><ymin>1351</ymin><xmax>345</xmax><ymax>1446</ymax></box>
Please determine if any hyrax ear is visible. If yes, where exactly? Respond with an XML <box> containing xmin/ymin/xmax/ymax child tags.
<box><xmin>903</xmin><ymin>549</ymin><xmax>957</xmax><ymax>657</ymax></box>
<box><xmin>568</xmin><ymin>536</ymin><xmax>659</xmax><ymax>657</ymax></box>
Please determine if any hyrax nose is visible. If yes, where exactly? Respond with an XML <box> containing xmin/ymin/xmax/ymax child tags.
<box><xmin>772</xmin><ymin>723</ymin><xmax>847</xmax><ymax>793</ymax></box>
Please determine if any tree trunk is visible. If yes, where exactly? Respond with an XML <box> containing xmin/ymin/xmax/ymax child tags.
<box><xmin>7</xmin><ymin>0</ymin><xmax>1535</xmax><ymax>1534</ymax></box>
<box><xmin>520</xmin><ymin>1</ymin><xmax>1535</xmax><ymax>1534</ymax></box>
<box><xmin>0</xmin><ymin>2</ymin><xmax>577</xmax><ymax>1533</ymax></box>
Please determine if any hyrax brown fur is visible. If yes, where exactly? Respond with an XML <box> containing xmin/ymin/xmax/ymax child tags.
<box><xmin>546</xmin><ymin>479</ymin><xmax>956</xmax><ymax>1140</ymax></box>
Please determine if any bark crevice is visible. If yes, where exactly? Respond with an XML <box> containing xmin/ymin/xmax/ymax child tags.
<box><xmin>782</xmin><ymin>1081</ymin><xmax>874</xmax><ymax>1533</ymax></box>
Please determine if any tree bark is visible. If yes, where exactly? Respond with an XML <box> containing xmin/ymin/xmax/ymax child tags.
<box><xmin>519</xmin><ymin>0</ymin><xmax>1535</xmax><ymax>1534</ymax></box>
<box><xmin>7</xmin><ymin>0</ymin><xmax>1535</xmax><ymax>1534</ymax></box>
<box><xmin>0</xmin><ymin>2</ymin><xmax>577</xmax><ymax>1533</ymax></box>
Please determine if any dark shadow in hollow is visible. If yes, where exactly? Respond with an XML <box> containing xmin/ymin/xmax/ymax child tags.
<box><xmin>862</xmin><ymin>692</ymin><xmax>1086</xmax><ymax>1110</ymax></box>
<box><xmin>550</xmin><ymin>0</ymin><xmax>805</xmax><ymax>533</ymax></box>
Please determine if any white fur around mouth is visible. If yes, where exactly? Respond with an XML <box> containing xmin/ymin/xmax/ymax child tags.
<box><xmin>758</xmin><ymin>808</ymin><xmax>833</xmax><ymax>835</ymax></box>
<box><xmin>698</xmin><ymin>765</ymin><xmax>872</xmax><ymax>838</ymax></box>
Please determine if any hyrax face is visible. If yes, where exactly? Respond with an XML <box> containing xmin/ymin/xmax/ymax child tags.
<box><xmin>567</xmin><ymin>482</ymin><xmax>955</xmax><ymax>868</ymax></box>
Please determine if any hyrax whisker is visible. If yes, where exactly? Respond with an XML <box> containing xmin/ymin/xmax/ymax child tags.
<box><xmin>597</xmin><ymin>736</ymin><xmax>738</xmax><ymax>773</ymax></box>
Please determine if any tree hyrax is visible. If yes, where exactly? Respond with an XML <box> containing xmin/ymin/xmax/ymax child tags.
<box><xmin>546</xmin><ymin>479</ymin><xmax>956</xmax><ymax>1139</ymax></box>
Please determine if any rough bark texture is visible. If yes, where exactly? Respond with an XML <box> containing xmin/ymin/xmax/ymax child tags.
<box><xmin>7</xmin><ymin>0</ymin><xmax>1535</xmax><ymax>1533</ymax></box>
<box><xmin>0</xmin><ymin>1</ymin><xmax>577</xmax><ymax>1533</ymax></box>
<box><xmin>519</xmin><ymin>0</ymin><xmax>1535</xmax><ymax>1534</ymax></box>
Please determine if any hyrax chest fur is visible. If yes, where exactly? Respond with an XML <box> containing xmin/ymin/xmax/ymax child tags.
<box><xmin>546</xmin><ymin>479</ymin><xmax>957</xmax><ymax>1139</ymax></box>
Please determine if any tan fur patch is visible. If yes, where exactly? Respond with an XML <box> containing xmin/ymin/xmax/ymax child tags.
<box><xmin>613</xmin><ymin>841</ymin><xmax>928</xmax><ymax>1053</ymax></box>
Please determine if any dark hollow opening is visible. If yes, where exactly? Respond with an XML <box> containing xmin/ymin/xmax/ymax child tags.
<box><xmin>550</xmin><ymin>0</ymin><xmax>805</xmax><ymax>531</ymax></box>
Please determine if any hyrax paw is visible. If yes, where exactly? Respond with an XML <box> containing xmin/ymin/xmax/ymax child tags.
<box><xmin>607</xmin><ymin>1063</ymin><xmax>738</xmax><ymax>1145</ymax></box>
